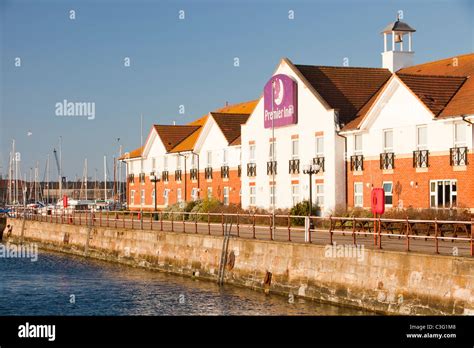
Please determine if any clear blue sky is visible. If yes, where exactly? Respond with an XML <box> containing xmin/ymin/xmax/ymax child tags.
<box><xmin>1</xmin><ymin>0</ymin><xmax>472</xmax><ymax>180</ymax></box>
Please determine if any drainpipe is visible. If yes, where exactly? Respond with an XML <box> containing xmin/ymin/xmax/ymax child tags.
<box><xmin>336</xmin><ymin>116</ymin><xmax>348</xmax><ymax>208</ymax></box>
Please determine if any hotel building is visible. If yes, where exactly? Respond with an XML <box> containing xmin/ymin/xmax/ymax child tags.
<box><xmin>122</xmin><ymin>18</ymin><xmax>474</xmax><ymax>214</ymax></box>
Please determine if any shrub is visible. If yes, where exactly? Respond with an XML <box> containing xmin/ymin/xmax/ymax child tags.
<box><xmin>289</xmin><ymin>201</ymin><xmax>319</xmax><ymax>225</ymax></box>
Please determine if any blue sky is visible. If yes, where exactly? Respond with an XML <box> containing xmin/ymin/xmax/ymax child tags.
<box><xmin>1</xmin><ymin>0</ymin><xmax>473</xmax><ymax>179</ymax></box>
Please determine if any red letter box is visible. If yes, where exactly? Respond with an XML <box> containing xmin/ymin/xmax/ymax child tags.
<box><xmin>63</xmin><ymin>195</ymin><xmax>68</xmax><ymax>208</ymax></box>
<box><xmin>371</xmin><ymin>188</ymin><xmax>385</xmax><ymax>215</ymax></box>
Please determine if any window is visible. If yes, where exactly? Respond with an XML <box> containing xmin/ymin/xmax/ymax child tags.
<box><xmin>249</xmin><ymin>186</ymin><xmax>256</xmax><ymax>206</ymax></box>
<box><xmin>177</xmin><ymin>188</ymin><xmax>182</xmax><ymax>203</ymax></box>
<box><xmin>176</xmin><ymin>156</ymin><xmax>181</xmax><ymax>170</ymax></box>
<box><xmin>223</xmin><ymin>187</ymin><xmax>229</xmax><ymax>206</ymax></box>
<box><xmin>269</xmin><ymin>141</ymin><xmax>276</xmax><ymax>160</ymax></box>
<box><xmin>416</xmin><ymin>125</ymin><xmax>427</xmax><ymax>150</ymax></box>
<box><xmin>315</xmin><ymin>136</ymin><xmax>324</xmax><ymax>156</ymax></box>
<box><xmin>269</xmin><ymin>185</ymin><xmax>276</xmax><ymax>206</ymax></box>
<box><xmin>163</xmin><ymin>156</ymin><xmax>168</xmax><ymax>171</ymax></box>
<box><xmin>383</xmin><ymin>129</ymin><xmax>393</xmax><ymax>153</ymax></box>
<box><xmin>207</xmin><ymin>187</ymin><xmax>213</xmax><ymax>198</ymax></box>
<box><xmin>315</xmin><ymin>184</ymin><xmax>324</xmax><ymax>208</ymax></box>
<box><xmin>222</xmin><ymin>149</ymin><xmax>228</xmax><ymax>165</ymax></box>
<box><xmin>430</xmin><ymin>180</ymin><xmax>457</xmax><ymax>208</ymax></box>
<box><xmin>130</xmin><ymin>190</ymin><xmax>135</xmax><ymax>205</ymax></box>
<box><xmin>130</xmin><ymin>161</ymin><xmax>134</xmax><ymax>172</ymax></box>
<box><xmin>383</xmin><ymin>182</ymin><xmax>393</xmax><ymax>206</ymax></box>
<box><xmin>291</xmin><ymin>139</ymin><xmax>299</xmax><ymax>160</ymax></box>
<box><xmin>151</xmin><ymin>189</ymin><xmax>155</xmax><ymax>204</ymax></box>
<box><xmin>151</xmin><ymin>158</ymin><xmax>156</xmax><ymax>171</ymax></box>
<box><xmin>291</xmin><ymin>184</ymin><xmax>299</xmax><ymax>207</ymax></box>
<box><xmin>354</xmin><ymin>183</ymin><xmax>363</xmax><ymax>207</ymax></box>
<box><xmin>249</xmin><ymin>144</ymin><xmax>256</xmax><ymax>163</ymax></box>
<box><xmin>354</xmin><ymin>134</ymin><xmax>363</xmax><ymax>155</ymax></box>
<box><xmin>454</xmin><ymin>123</ymin><xmax>466</xmax><ymax>147</ymax></box>
<box><xmin>191</xmin><ymin>154</ymin><xmax>197</xmax><ymax>169</ymax></box>
<box><xmin>140</xmin><ymin>189</ymin><xmax>145</xmax><ymax>205</ymax></box>
<box><xmin>191</xmin><ymin>188</ymin><xmax>198</xmax><ymax>201</ymax></box>
<box><xmin>163</xmin><ymin>189</ymin><xmax>169</xmax><ymax>206</ymax></box>
<box><xmin>207</xmin><ymin>151</ymin><xmax>212</xmax><ymax>167</ymax></box>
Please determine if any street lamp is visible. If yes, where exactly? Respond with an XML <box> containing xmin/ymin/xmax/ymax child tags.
<box><xmin>303</xmin><ymin>163</ymin><xmax>321</xmax><ymax>218</ymax></box>
<box><xmin>150</xmin><ymin>173</ymin><xmax>160</xmax><ymax>220</ymax></box>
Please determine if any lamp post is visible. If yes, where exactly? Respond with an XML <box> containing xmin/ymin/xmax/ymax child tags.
<box><xmin>303</xmin><ymin>163</ymin><xmax>321</xmax><ymax>218</ymax></box>
<box><xmin>150</xmin><ymin>174</ymin><xmax>160</xmax><ymax>220</ymax></box>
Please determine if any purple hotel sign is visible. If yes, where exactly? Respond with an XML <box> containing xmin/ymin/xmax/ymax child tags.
<box><xmin>263</xmin><ymin>74</ymin><xmax>297</xmax><ymax>128</ymax></box>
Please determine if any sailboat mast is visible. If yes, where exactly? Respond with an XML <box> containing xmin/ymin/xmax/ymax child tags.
<box><xmin>104</xmin><ymin>155</ymin><xmax>107</xmax><ymax>201</ymax></box>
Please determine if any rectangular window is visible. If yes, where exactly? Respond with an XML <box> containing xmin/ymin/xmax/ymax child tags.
<box><xmin>223</xmin><ymin>186</ymin><xmax>229</xmax><ymax>206</ymax></box>
<box><xmin>315</xmin><ymin>184</ymin><xmax>324</xmax><ymax>208</ymax></box>
<box><xmin>191</xmin><ymin>154</ymin><xmax>197</xmax><ymax>169</ymax></box>
<box><xmin>354</xmin><ymin>135</ymin><xmax>362</xmax><ymax>155</ymax></box>
<box><xmin>430</xmin><ymin>180</ymin><xmax>457</xmax><ymax>208</ymax></box>
<box><xmin>207</xmin><ymin>187</ymin><xmax>213</xmax><ymax>198</ymax></box>
<box><xmin>249</xmin><ymin>144</ymin><xmax>256</xmax><ymax>163</ymax></box>
<box><xmin>191</xmin><ymin>188</ymin><xmax>198</xmax><ymax>201</ymax></box>
<box><xmin>130</xmin><ymin>190</ymin><xmax>135</xmax><ymax>205</ymax></box>
<box><xmin>269</xmin><ymin>185</ymin><xmax>276</xmax><ymax>206</ymax></box>
<box><xmin>291</xmin><ymin>184</ymin><xmax>299</xmax><ymax>207</ymax></box>
<box><xmin>354</xmin><ymin>182</ymin><xmax>363</xmax><ymax>207</ymax></box>
<box><xmin>140</xmin><ymin>189</ymin><xmax>145</xmax><ymax>205</ymax></box>
<box><xmin>163</xmin><ymin>156</ymin><xmax>168</xmax><ymax>171</ymax></box>
<box><xmin>383</xmin><ymin>182</ymin><xmax>393</xmax><ymax>206</ymax></box>
<box><xmin>315</xmin><ymin>136</ymin><xmax>324</xmax><ymax>156</ymax></box>
<box><xmin>454</xmin><ymin>122</ymin><xmax>466</xmax><ymax>147</ymax></box>
<box><xmin>130</xmin><ymin>161</ymin><xmax>134</xmax><ymax>172</ymax></box>
<box><xmin>269</xmin><ymin>141</ymin><xmax>276</xmax><ymax>160</ymax></box>
<box><xmin>291</xmin><ymin>139</ymin><xmax>299</xmax><ymax>160</ymax></box>
<box><xmin>176</xmin><ymin>156</ymin><xmax>181</xmax><ymax>170</ymax></box>
<box><xmin>383</xmin><ymin>129</ymin><xmax>393</xmax><ymax>153</ymax></box>
<box><xmin>222</xmin><ymin>149</ymin><xmax>228</xmax><ymax>165</ymax></box>
<box><xmin>151</xmin><ymin>189</ymin><xmax>155</xmax><ymax>204</ymax></box>
<box><xmin>163</xmin><ymin>189</ymin><xmax>169</xmax><ymax>206</ymax></box>
<box><xmin>416</xmin><ymin>125</ymin><xmax>427</xmax><ymax>150</ymax></box>
<box><xmin>249</xmin><ymin>186</ymin><xmax>256</xmax><ymax>206</ymax></box>
<box><xmin>151</xmin><ymin>158</ymin><xmax>156</xmax><ymax>171</ymax></box>
<box><xmin>207</xmin><ymin>151</ymin><xmax>212</xmax><ymax>167</ymax></box>
<box><xmin>177</xmin><ymin>188</ymin><xmax>182</xmax><ymax>203</ymax></box>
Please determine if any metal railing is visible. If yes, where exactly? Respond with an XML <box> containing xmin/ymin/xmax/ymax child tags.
<box><xmin>450</xmin><ymin>147</ymin><xmax>468</xmax><ymax>166</ymax></box>
<box><xmin>289</xmin><ymin>159</ymin><xmax>300</xmax><ymax>174</ymax></box>
<box><xmin>7</xmin><ymin>208</ymin><xmax>473</xmax><ymax>257</ymax></box>
<box><xmin>247</xmin><ymin>163</ymin><xmax>256</xmax><ymax>177</ymax></box>
<box><xmin>190</xmin><ymin>168</ymin><xmax>198</xmax><ymax>180</ymax></box>
<box><xmin>175</xmin><ymin>170</ymin><xmax>182</xmax><ymax>181</ymax></box>
<box><xmin>220</xmin><ymin>165</ymin><xmax>229</xmax><ymax>179</ymax></box>
<box><xmin>313</xmin><ymin>156</ymin><xmax>325</xmax><ymax>172</ymax></box>
<box><xmin>161</xmin><ymin>171</ymin><xmax>169</xmax><ymax>182</ymax></box>
<box><xmin>204</xmin><ymin>167</ymin><xmax>213</xmax><ymax>179</ymax></box>
<box><xmin>350</xmin><ymin>155</ymin><xmax>364</xmax><ymax>171</ymax></box>
<box><xmin>413</xmin><ymin>149</ymin><xmax>429</xmax><ymax>168</ymax></box>
<box><xmin>380</xmin><ymin>152</ymin><xmax>395</xmax><ymax>170</ymax></box>
<box><xmin>267</xmin><ymin>161</ymin><xmax>277</xmax><ymax>175</ymax></box>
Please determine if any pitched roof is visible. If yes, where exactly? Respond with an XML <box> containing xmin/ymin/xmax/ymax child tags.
<box><xmin>214</xmin><ymin>99</ymin><xmax>258</xmax><ymax>114</ymax></box>
<box><xmin>382</xmin><ymin>20</ymin><xmax>416</xmax><ymax>33</ymax></box>
<box><xmin>294</xmin><ymin>65</ymin><xmax>392</xmax><ymax>125</ymax></box>
<box><xmin>154</xmin><ymin>125</ymin><xmax>201</xmax><ymax>152</ymax></box>
<box><xmin>398</xmin><ymin>53</ymin><xmax>474</xmax><ymax>117</ymax></box>
<box><xmin>119</xmin><ymin>146</ymin><xmax>143</xmax><ymax>160</ymax></box>
<box><xmin>396</xmin><ymin>73</ymin><xmax>467</xmax><ymax>116</ymax></box>
<box><xmin>210</xmin><ymin>112</ymin><xmax>250</xmax><ymax>145</ymax></box>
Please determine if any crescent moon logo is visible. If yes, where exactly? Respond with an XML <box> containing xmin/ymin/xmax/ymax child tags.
<box><xmin>273</xmin><ymin>78</ymin><xmax>284</xmax><ymax>106</ymax></box>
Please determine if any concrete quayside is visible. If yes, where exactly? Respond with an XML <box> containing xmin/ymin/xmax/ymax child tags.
<box><xmin>1</xmin><ymin>215</ymin><xmax>473</xmax><ymax>315</ymax></box>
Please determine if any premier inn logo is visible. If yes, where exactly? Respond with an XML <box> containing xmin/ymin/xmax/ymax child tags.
<box><xmin>18</xmin><ymin>322</ymin><xmax>56</xmax><ymax>341</ymax></box>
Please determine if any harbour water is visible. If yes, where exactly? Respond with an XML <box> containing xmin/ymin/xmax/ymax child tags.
<box><xmin>0</xmin><ymin>245</ymin><xmax>371</xmax><ymax>316</ymax></box>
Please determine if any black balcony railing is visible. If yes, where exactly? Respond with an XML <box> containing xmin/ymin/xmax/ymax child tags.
<box><xmin>205</xmin><ymin>167</ymin><xmax>213</xmax><ymax>180</ymax></box>
<box><xmin>247</xmin><ymin>163</ymin><xmax>257</xmax><ymax>177</ymax></box>
<box><xmin>221</xmin><ymin>165</ymin><xmax>229</xmax><ymax>178</ymax></box>
<box><xmin>190</xmin><ymin>168</ymin><xmax>198</xmax><ymax>180</ymax></box>
<box><xmin>380</xmin><ymin>152</ymin><xmax>395</xmax><ymax>170</ymax></box>
<box><xmin>238</xmin><ymin>164</ymin><xmax>242</xmax><ymax>177</ymax></box>
<box><xmin>450</xmin><ymin>147</ymin><xmax>468</xmax><ymax>166</ymax></box>
<box><xmin>139</xmin><ymin>172</ymin><xmax>146</xmax><ymax>183</ymax></box>
<box><xmin>128</xmin><ymin>174</ymin><xmax>135</xmax><ymax>183</ymax></box>
<box><xmin>175</xmin><ymin>170</ymin><xmax>182</xmax><ymax>181</ymax></box>
<box><xmin>313</xmin><ymin>156</ymin><xmax>325</xmax><ymax>172</ymax></box>
<box><xmin>267</xmin><ymin>161</ymin><xmax>277</xmax><ymax>175</ymax></box>
<box><xmin>350</xmin><ymin>155</ymin><xmax>364</xmax><ymax>171</ymax></box>
<box><xmin>413</xmin><ymin>150</ymin><xmax>429</xmax><ymax>168</ymax></box>
<box><xmin>289</xmin><ymin>159</ymin><xmax>300</xmax><ymax>174</ymax></box>
<box><xmin>161</xmin><ymin>171</ymin><xmax>169</xmax><ymax>182</ymax></box>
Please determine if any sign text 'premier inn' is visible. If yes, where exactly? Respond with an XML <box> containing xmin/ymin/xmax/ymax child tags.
<box><xmin>264</xmin><ymin>74</ymin><xmax>297</xmax><ymax>128</ymax></box>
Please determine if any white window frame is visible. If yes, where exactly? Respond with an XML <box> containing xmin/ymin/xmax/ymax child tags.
<box><xmin>354</xmin><ymin>134</ymin><xmax>363</xmax><ymax>155</ymax></box>
<box><xmin>354</xmin><ymin>182</ymin><xmax>363</xmax><ymax>207</ymax></box>
<box><xmin>163</xmin><ymin>189</ymin><xmax>169</xmax><ymax>206</ymax></box>
<box><xmin>163</xmin><ymin>156</ymin><xmax>168</xmax><ymax>171</ymax></box>
<box><xmin>416</xmin><ymin>125</ymin><xmax>427</xmax><ymax>150</ymax></box>
<box><xmin>177</xmin><ymin>188</ymin><xmax>182</xmax><ymax>203</ymax></box>
<box><xmin>383</xmin><ymin>129</ymin><xmax>393</xmax><ymax>153</ymax></box>
<box><xmin>130</xmin><ymin>190</ymin><xmax>135</xmax><ymax>205</ymax></box>
<box><xmin>151</xmin><ymin>188</ymin><xmax>155</xmax><ymax>204</ymax></box>
<box><xmin>140</xmin><ymin>189</ymin><xmax>145</xmax><ymax>205</ymax></box>
<box><xmin>191</xmin><ymin>154</ymin><xmax>197</xmax><ymax>169</ymax></box>
<box><xmin>249</xmin><ymin>144</ymin><xmax>256</xmax><ymax>163</ymax></box>
<box><xmin>383</xmin><ymin>181</ymin><xmax>393</xmax><ymax>207</ymax></box>
<box><xmin>315</xmin><ymin>136</ymin><xmax>324</xmax><ymax>156</ymax></box>
<box><xmin>269</xmin><ymin>185</ymin><xmax>276</xmax><ymax>206</ymax></box>
<box><xmin>222</xmin><ymin>148</ymin><xmax>228</xmax><ymax>165</ymax></box>
<box><xmin>291</xmin><ymin>139</ymin><xmax>299</xmax><ymax>160</ymax></box>
<box><xmin>191</xmin><ymin>188</ymin><xmax>198</xmax><ymax>201</ymax></box>
<box><xmin>176</xmin><ymin>155</ymin><xmax>181</xmax><ymax>170</ymax></box>
<box><xmin>291</xmin><ymin>184</ymin><xmax>299</xmax><ymax>207</ymax></box>
<box><xmin>268</xmin><ymin>141</ymin><xmax>276</xmax><ymax>161</ymax></box>
<box><xmin>223</xmin><ymin>186</ymin><xmax>229</xmax><ymax>206</ymax></box>
<box><xmin>207</xmin><ymin>150</ymin><xmax>212</xmax><ymax>167</ymax></box>
<box><xmin>151</xmin><ymin>157</ymin><xmax>156</xmax><ymax>171</ymax></box>
<box><xmin>454</xmin><ymin>122</ymin><xmax>467</xmax><ymax>148</ymax></box>
<box><xmin>207</xmin><ymin>187</ymin><xmax>213</xmax><ymax>198</ymax></box>
<box><xmin>430</xmin><ymin>180</ymin><xmax>457</xmax><ymax>208</ymax></box>
<box><xmin>315</xmin><ymin>184</ymin><xmax>324</xmax><ymax>208</ymax></box>
<box><xmin>249</xmin><ymin>186</ymin><xmax>256</xmax><ymax>206</ymax></box>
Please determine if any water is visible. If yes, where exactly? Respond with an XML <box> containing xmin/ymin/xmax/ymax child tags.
<box><xmin>0</xmin><ymin>245</ymin><xmax>371</xmax><ymax>316</ymax></box>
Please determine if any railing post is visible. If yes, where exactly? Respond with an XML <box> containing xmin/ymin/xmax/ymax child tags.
<box><xmin>269</xmin><ymin>214</ymin><xmax>273</xmax><ymax>240</ymax></box>
<box><xmin>434</xmin><ymin>218</ymin><xmax>439</xmax><ymax>254</ymax></box>
<box><xmin>123</xmin><ymin>212</ymin><xmax>125</xmax><ymax>229</ymax></box>
<box><xmin>236</xmin><ymin>213</ymin><xmax>240</xmax><ymax>237</ymax></box>
<box><xmin>85</xmin><ymin>211</ymin><xmax>87</xmax><ymax>226</ymax></box>
<box><xmin>252</xmin><ymin>214</ymin><xmax>256</xmax><ymax>239</ymax></box>
<box><xmin>100</xmin><ymin>210</ymin><xmax>102</xmax><ymax>227</ymax></box>
<box><xmin>131</xmin><ymin>212</ymin><xmax>134</xmax><ymax>229</ymax></box>
<box><xmin>183</xmin><ymin>213</ymin><xmax>186</xmax><ymax>233</ymax></box>
<box><xmin>406</xmin><ymin>217</ymin><xmax>410</xmax><ymax>252</ymax></box>
<box><xmin>107</xmin><ymin>210</ymin><xmax>109</xmax><ymax>227</ymax></box>
<box><xmin>378</xmin><ymin>216</ymin><xmax>382</xmax><ymax>249</ymax></box>
<box><xmin>160</xmin><ymin>212</ymin><xmax>163</xmax><ymax>231</ymax></box>
<box><xmin>308</xmin><ymin>216</ymin><xmax>312</xmax><ymax>243</ymax></box>
<box><xmin>352</xmin><ymin>217</ymin><xmax>356</xmax><ymax>245</ymax></box>
<box><xmin>195</xmin><ymin>213</ymin><xmax>198</xmax><ymax>234</ymax></box>
<box><xmin>150</xmin><ymin>212</ymin><xmax>153</xmax><ymax>230</ymax></box>
<box><xmin>287</xmin><ymin>213</ymin><xmax>291</xmax><ymax>241</ymax></box>
<box><xmin>115</xmin><ymin>212</ymin><xmax>118</xmax><ymax>228</ymax></box>
<box><xmin>221</xmin><ymin>212</ymin><xmax>224</xmax><ymax>236</ymax></box>
<box><xmin>171</xmin><ymin>212</ymin><xmax>174</xmax><ymax>232</ymax></box>
<box><xmin>329</xmin><ymin>216</ymin><xmax>333</xmax><ymax>245</ymax></box>
<box><xmin>208</xmin><ymin>213</ymin><xmax>210</xmax><ymax>235</ymax></box>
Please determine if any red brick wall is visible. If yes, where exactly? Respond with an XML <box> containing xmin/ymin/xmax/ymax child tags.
<box><xmin>347</xmin><ymin>153</ymin><xmax>474</xmax><ymax>210</ymax></box>
<box><xmin>127</xmin><ymin>168</ymin><xmax>241</xmax><ymax>210</ymax></box>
